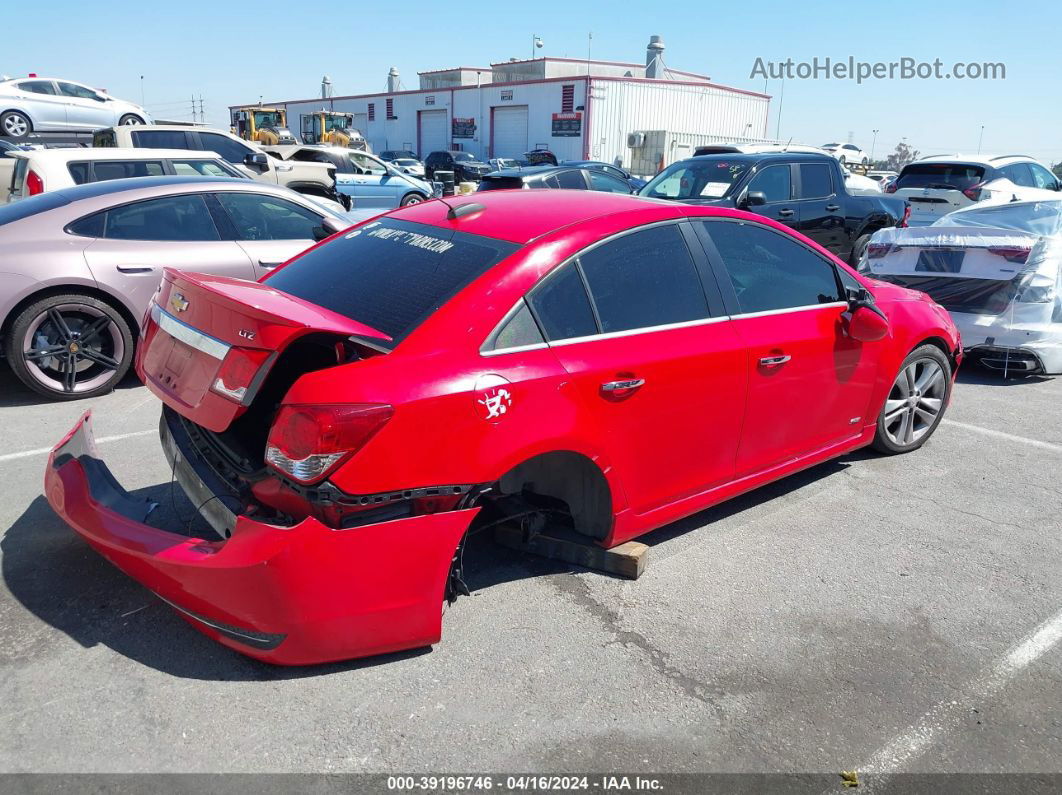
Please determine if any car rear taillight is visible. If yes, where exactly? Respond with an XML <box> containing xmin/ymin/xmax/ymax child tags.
<box><xmin>210</xmin><ymin>348</ymin><xmax>272</xmax><ymax>403</ymax></box>
<box><xmin>962</xmin><ymin>182</ymin><xmax>986</xmax><ymax>201</ymax></box>
<box><xmin>265</xmin><ymin>404</ymin><xmax>393</xmax><ymax>484</ymax></box>
<box><xmin>899</xmin><ymin>203</ymin><xmax>911</xmax><ymax>228</ymax></box>
<box><xmin>866</xmin><ymin>243</ymin><xmax>892</xmax><ymax>259</ymax></box>
<box><xmin>26</xmin><ymin>170</ymin><xmax>44</xmax><ymax>196</ymax></box>
<box><xmin>987</xmin><ymin>246</ymin><xmax>1031</xmax><ymax>263</ymax></box>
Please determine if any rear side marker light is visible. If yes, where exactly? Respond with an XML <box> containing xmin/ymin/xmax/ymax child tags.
<box><xmin>210</xmin><ymin>348</ymin><xmax>272</xmax><ymax>404</ymax></box>
<box><xmin>265</xmin><ymin>403</ymin><xmax>393</xmax><ymax>484</ymax></box>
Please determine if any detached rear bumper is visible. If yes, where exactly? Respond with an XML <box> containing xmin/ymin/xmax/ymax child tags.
<box><xmin>44</xmin><ymin>412</ymin><xmax>478</xmax><ymax>665</ymax></box>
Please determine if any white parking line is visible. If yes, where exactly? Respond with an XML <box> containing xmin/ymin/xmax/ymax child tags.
<box><xmin>943</xmin><ymin>419</ymin><xmax>1062</xmax><ymax>454</ymax></box>
<box><xmin>844</xmin><ymin>608</ymin><xmax>1062</xmax><ymax>792</ymax></box>
<box><xmin>0</xmin><ymin>429</ymin><xmax>155</xmax><ymax>464</ymax></box>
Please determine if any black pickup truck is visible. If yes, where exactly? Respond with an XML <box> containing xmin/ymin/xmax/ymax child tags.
<box><xmin>638</xmin><ymin>151</ymin><xmax>909</xmax><ymax>264</ymax></box>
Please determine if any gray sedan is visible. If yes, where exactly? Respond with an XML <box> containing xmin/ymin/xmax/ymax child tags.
<box><xmin>0</xmin><ymin>176</ymin><xmax>361</xmax><ymax>400</ymax></box>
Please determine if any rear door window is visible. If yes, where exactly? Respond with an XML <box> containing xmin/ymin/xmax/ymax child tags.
<box><xmin>578</xmin><ymin>224</ymin><xmax>710</xmax><ymax>333</ymax></box>
<box><xmin>132</xmin><ymin>130</ymin><xmax>190</xmax><ymax>149</ymax></box>
<box><xmin>702</xmin><ymin>220</ymin><xmax>842</xmax><ymax>313</ymax></box>
<box><xmin>68</xmin><ymin>163</ymin><xmax>91</xmax><ymax>185</ymax></box>
<box><xmin>91</xmin><ymin>160</ymin><xmax>166</xmax><ymax>182</ymax></box>
<box><xmin>588</xmin><ymin>170</ymin><xmax>631</xmax><ymax>193</ymax></box>
<box><xmin>17</xmin><ymin>80</ymin><xmax>57</xmax><ymax>95</ymax></box>
<box><xmin>895</xmin><ymin>163</ymin><xmax>986</xmax><ymax>191</ymax></box>
<box><xmin>171</xmin><ymin>159</ymin><xmax>241</xmax><ymax>177</ymax></box>
<box><xmin>263</xmin><ymin>219</ymin><xmax>520</xmax><ymax>347</ymax></box>
<box><xmin>798</xmin><ymin>163</ymin><xmax>834</xmax><ymax>199</ymax></box>
<box><xmin>100</xmin><ymin>194</ymin><xmax>221</xmax><ymax>241</ymax></box>
<box><xmin>554</xmin><ymin>170</ymin><xmax>586</xmax><ymax>189</ymax></box>
<box><xmin>999</xmin><ymin>163</ymin><xmax>1034</xmax><ymax>188</ymax></box>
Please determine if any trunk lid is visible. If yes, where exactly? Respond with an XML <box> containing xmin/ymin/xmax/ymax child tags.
<box><xmin>136</xmin><ymin>268</ymin><xmax>390</xmax><ymax>433</ymax></box>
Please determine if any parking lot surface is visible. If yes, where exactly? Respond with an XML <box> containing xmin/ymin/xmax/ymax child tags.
<box><xmin>1</xmin><ymin>366</ymin><xmax>1060</xmax><ymax>778</ymax></box>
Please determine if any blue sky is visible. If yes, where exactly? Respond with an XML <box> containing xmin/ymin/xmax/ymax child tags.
<box><xmin>4</xmin><ymin>0</ymin><xmax>1058</xmax><ymax>164</ymax></box>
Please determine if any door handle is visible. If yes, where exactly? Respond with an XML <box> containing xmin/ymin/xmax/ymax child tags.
<box><xmin>258</xmin><ymin>260</ymin><xmax>284</xmax><ymax>269</ymax></box>
<box><xmin>116</xmin><ymin>265</ymin><xmax>155</xmax><ymax>273</ymax></box>
<box><xmin>778</xmin><ymin>208</ymin><xmax>795</xmax><ymax>217</ymax></box>
<box><xmin>601</xmin><ymin>378</ymin><xmax>645</xmax><ymax>392</ymax></box>
<box><xmin>276</xmin><ymin>164</ymin><xmax>293</xmax><ymax>172</ymax></box>
<box><xmin>825</xmin><ymin>204</ymin><xmax>840</xmax><ymax>211</ymax></box>
<box><xmin>759</xmin><ymin>355</ymin><xmax>792</xmax><ymax>366</ymax></box>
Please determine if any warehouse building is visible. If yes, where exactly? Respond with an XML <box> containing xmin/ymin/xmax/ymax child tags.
<box><xmin>234</xmin><ymin>36</ymin><xmax>772</xmax><ymax>176</ymax></box>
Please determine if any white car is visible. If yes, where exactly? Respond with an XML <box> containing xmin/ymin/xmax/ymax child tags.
<box><xmin>861</xmin><ymin>199</ymin><xmax>1062</xmax><ymax>375</ymax></box>
<box><xmin>868</xmin><ymin>170</ymin><xmax>899</xmax><ymax>183</ymax></box>
<box><xmin>0</xmin><ymin>76</ymin><xmax>152</xmax><ymax>138</ymax></box>
<box><xmin>5</xmin><ymin>147</ymin><xmax>246</xmax><ymax>202</ymax></box>
<box><xmin>821</xmin><ymin>143</ymin><xmax>868</xmax><ymax>166</ymax></box>
<box><xmin>886</xmin><ymin>154</ymin><xmax>1062</xmax><ymax>227</ymax></box>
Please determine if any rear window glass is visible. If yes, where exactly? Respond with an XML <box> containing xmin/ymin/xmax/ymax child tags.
<box><xmin>0</xmin><ymin>192</ymin><xmax>70</xmax><ymax>226</ymax></box>
<box><xmin>264</xmin><ymin>219</ymin><xmax>519</xmax><ymax>347</ymax></box>
<box><xmin>896</xmin><ymin>163</ymin><xmax>986</xmax><ymax>191</ymax></box>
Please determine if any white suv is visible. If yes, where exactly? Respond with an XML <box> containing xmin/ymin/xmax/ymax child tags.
<box><xmin>886</xmin><ymin>154</ymin><xmax>1062</xmax><ymax>226</ymax></box>
<box><xmin>821</xmin><ymin>143</ymin><xmax>868</xmax><ymax>166</ymax></box>
<box><xmin>6</xmin><ymin>148</ymin><xmax>244</xmax><ymax>202</ymax></box>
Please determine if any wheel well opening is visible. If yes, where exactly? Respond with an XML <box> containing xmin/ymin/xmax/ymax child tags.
<box><xmin>914</xmin><ymin>335</ymin><xmax>956</xmax><ymax>368</ymax></box>
<box><xmin>1</xmin><ymin>286</ymin><xmax>140</xmax><ymax>351</ymax></box>
<box><xmin>485</xmin><ymin>451</ymin><xmax>613</xmax><ymax>541</ymax></box>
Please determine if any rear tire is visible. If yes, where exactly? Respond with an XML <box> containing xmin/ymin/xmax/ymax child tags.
<box><xmin>871</xmin><ymin>344</ymin><xmax>951</xmax><ymax>455</ymax></box>
<box><xmin>850</xmin><ymin>233</ymin><xmax>874</xmax><ymax>266</ymax></box>
<box><xmin>5</xmin><ymin>293</ymin><xmax>134</xmax><ymax>401</ymax></box>
<box><xmin>118</xmin><ymin>114</ymin><xmax>145</xmax><ymax>126</ymax></box>
<box><xmin>1</xmin><ymin>110</ymin><xmax>32</xmax><ymax>139</ymax></box>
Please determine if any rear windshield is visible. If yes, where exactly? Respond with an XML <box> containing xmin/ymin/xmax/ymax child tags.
<box><xmin>0</xmin><ymin>192</ymin><xmax>70</xmax><ymax>226</ymax></box>
<box><xmin>895</xmin><ymin>163</ymin><xmax>986</xmax><ymax>191</ymax></box>
<box><xmin>479</xmin><ymin>176</ymin><xmax>526</xmax><ymax>191</ymax></box>
<box><xmin>264</xmin><ymin>218</ymin><xmax>520</xmax><ymax>348</ymax></box>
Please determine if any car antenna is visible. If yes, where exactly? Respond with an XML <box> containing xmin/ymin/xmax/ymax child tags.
<box><xmin>783</xmin><ymin>137</ymin><xmax>793</xmax><ymax>152</ymax></box>
<box><xmin>441</xmin><ymin>199</ymin><xmax>485</xmax><ymax>220</ymax></box>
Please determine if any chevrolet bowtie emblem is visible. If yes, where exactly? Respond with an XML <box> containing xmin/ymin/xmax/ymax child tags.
<box><xmin>170</xmin><ymin>293</ymin><xmax>189</xmax><ymax>313</ymax></box>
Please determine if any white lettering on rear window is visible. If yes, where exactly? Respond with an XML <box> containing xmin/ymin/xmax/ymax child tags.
<box><xmin>366</xmin><ymin>226</ymin><xmax>455</xmax><ymax>254</ymax></box>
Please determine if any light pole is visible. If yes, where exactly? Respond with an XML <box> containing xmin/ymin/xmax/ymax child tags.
<box><xmin>531</xmin><ymin>34</ymin><xmax>543</xmax><ymax>59</ymax></box>
<box><xmin>871</xmin><ymin>129</ymin><xmax>879</xmax><ymax>162</ymax></box>
<box><xmin>139</xmin><ymin>75</ymin><xmax>144</xmax><ymax>106</ymax></box>
<box><xmin>774</xmin><ymin>78</ymin><xmax>784</xmax><ymax>140</ymax></box>
<box><xmin>977</xmin><ymin>125</ymin><xmax>985</xmax><ymax>154</ymax></box>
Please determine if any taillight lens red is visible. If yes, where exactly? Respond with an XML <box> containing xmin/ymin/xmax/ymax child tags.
<box><xmin>265</xmin><ymin>403</ymin><xmax>393</xmax><ymax>484</ymax></box>
<box><xmin>962</xmin><ymin>182</ymin><xmax>986</xmax><ymax>201</ymax></box>
<box><xmin>211</xmin><ymin>347</ymin><xmax>272</xmax><ymax>403</ymax></box>
<box><xmin>26</xmin><ymin>170</ymin><xmax>44</xmax><ymax>196</ymax></box>
<box><xmin>987</xmin><ymin>246</ymin><xmax>1031</xmax><ymax>263</ymax></box>
<box><xmin>899</xmin><ymin>203</ymin><xmax>911</xmax><ymax>228</ymax></box>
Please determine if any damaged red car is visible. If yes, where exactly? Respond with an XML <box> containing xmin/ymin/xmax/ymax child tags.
<box><xmin>45</xmin><ymin>190</ymin><xmax>961</xmax><ymax>664</ymax></box>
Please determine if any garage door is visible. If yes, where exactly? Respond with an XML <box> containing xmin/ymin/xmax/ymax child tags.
<box><xmin>492</xmin><ymin>105</ymin><xmax>528</xmax><ymax>158</ymax></box>
<box><xmin>418</xmin><ymin>110</ymin><xmax>448</xmax><ymax>158</ymax></box>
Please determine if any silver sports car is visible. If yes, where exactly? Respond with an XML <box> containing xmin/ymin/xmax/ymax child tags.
<box><xmin>0</xmin><ymin>176</ymin><xmax>362</xmax><ymax>399</ymax></box>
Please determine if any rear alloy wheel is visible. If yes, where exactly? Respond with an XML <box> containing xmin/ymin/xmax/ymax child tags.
<box><xmin>118</xmin><ymin>114</ymin><xmax>145</xmax><ymax>126</ymax></box>
<box><xmin>400</xmin><ymin>192</ymin><xmax>425</xmax><ymax>206</ymax></box>
<box><xmin>6</xmin><ymin>294</ymin><xmax>133</xmax><ymax>400</ymax></box>
<box><xmin>1</xmin><ymin>110</ymin><xmax>32</xmax><ymax>138</ymax></box>
<box><xmin>872</xmin><ymin>345</ymin><xmax>951</xmax><ymax>454</ymax></box>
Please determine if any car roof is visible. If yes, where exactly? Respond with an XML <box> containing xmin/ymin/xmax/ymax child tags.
<box><xmin>13</xmin><ymin>148</ymin><xmax>223</xmax><ymax>162</ymax></box>
<box><xmin>685</xmin><ymin>151</ymin><xmax>835</xmax><ymax>165</ymax></box>
<box><xmin>911</xmin><ymin>154</ymin><xmax>1034</xmax><ymax>166</ymax></box>
<box><xmin>391</xmin><ymin>190</ymin><xmax>673</xmax><ymax>244</ymax></box>
<box><xmin>104</xmin><ymin>124</ymin><xmax>222</xmax><ymax>134</ymax></box>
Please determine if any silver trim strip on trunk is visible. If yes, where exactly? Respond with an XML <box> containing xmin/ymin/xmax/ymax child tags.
<box><xmin>150</xmin><ymin>302</ymin><xmax>231</xmax><ymax>361</ymax></box>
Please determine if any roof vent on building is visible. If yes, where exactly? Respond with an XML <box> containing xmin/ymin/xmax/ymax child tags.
<box><xmin>321</xmin><ymin>75</ymin><xmax>332</xmax><ymax>99</ymax></box>
<box><xmin>646</xmin><ymin>34</ymin><xmax>666</xmax><ymax>79</ymax></box>
<box><xmin>387</xmin><ymin>67</ymin><xmax>401</xmax><ymax>93</ymax></box>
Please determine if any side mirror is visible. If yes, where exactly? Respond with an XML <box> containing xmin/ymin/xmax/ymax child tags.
<box><xmin>243</xmin><ymin>152</ymin><xmax>268</xmax><ymax>168</ymax></box>
<box><xmin>312</xmin><ymin>217</ymin><xmax>347</xmax><ymax>242</ymax></box>
<box><xmin>846</xmin><ymin>287</ymin><xmax>889</xmax><ymax>342</ymax></box>
<box><xmin>743</xmin><ymin>191</ymin><xmax>767</xmax><ymax>207</ymax></box>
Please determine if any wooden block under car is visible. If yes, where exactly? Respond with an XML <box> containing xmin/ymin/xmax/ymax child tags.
<box><xmin>494</xmin><ymin>524</ymin><xmax>648</xmax><ymax>579</ymax></box>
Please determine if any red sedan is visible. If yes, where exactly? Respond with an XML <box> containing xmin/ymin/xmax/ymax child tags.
<box><xmin>45</xmin><ymin>191</ymin><xmax>961</xmax><ymax>664</ymax></box>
